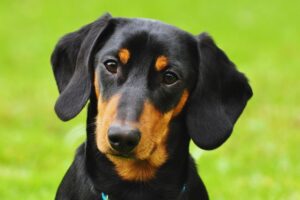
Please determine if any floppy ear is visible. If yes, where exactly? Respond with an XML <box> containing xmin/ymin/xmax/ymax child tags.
<box><xmin>186</xmin><ymin>33</ymin><xmax>253</xmax><ymax>150</ymax></box>
<box><xmin>51</xmin><ymin>13</ymin><xmax>112</xmax><ymax>121</ymax></box>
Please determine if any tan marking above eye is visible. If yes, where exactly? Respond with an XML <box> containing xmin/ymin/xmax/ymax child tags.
<box><xmin>155</xmin><ymin>56</ymin><xmax>168</xmax><ymax>71</ymax></box>
<box><xmin>118</xmin><ymin>48</ymin><xmax>130</xmax><ymax>64</ymax></box>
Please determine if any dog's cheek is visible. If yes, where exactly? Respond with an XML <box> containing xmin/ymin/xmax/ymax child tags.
<box><xmin>172</xmin><ymin>90</ymin><xmax>189</xmax><ymax>117</ymax></box>
<box><xmin>135</xmin><ymin>102</ymin><xmax>157</xmax><ymax>159</ymax></box>
<box><xmin>96</xmin><ymin>95</ymin><xmax>121</xmax><ymax>153</ymax></box>
<box><xmin>149</xmin><ymin>110</ymin><xmax>174</xmax><ymax>167</ymax></box>
<box><xmin>94</xmin><ymin>71</ymin><xmax>107</xmax><ymax>153</ymax></box>
<box><xmin>94</xmin><ymin>69</ymin><xmax>100</xmax><ymax>99</ymax></box>
<box><xmin>146</xmin><ymin>90</ymin><xmax>189</xmax><ymax>165</ymax></box>
<box><xmin>137</xmin><ymin>102</ymin><xmax>173</xmax><ymax>162</ymax></box>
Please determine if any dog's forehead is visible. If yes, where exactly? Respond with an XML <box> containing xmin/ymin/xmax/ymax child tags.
<box><xmin>100</xmin><ymin>18</ymin><xmax>196</xmax><ymax>58</ymax></box>
<box><xmin>116</xmin><ymin>17</ymin><xmax>188</xmax><ymax>36</ymax></box>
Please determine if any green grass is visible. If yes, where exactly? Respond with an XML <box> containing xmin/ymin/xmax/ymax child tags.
<box><xmin>0</xmin><ymin>0</ymin><xmax>299</xmax><ymax>199</ymax></box>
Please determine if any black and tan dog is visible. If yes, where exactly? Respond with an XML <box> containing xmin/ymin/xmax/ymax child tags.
<box><xmin>51</xmin><ymin>13</ymin><xmax>252</xmax><ymax>200</ymax></box>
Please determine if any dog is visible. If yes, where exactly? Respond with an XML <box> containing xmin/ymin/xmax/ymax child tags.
<box><xmin>51</xmin><ymin>13</ymin><xmax>252</xmax><ymax>200</ymax></box>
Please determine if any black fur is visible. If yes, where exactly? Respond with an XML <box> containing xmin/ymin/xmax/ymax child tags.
<box><xmin>185</xmin><ymin>33</ymin><xmax>253</xmax><ymax>150</ymax></box>
<box><xmin>51</xmin><ymin>13</ymin><xmax>112</xmax><ymax>121</ymax></box>
<box><xmin>51</xmin><ymin>14</ymin><xmax>252</xmax><ymax>200</ymax></box>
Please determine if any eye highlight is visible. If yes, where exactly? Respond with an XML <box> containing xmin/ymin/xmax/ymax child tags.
<box><xmin>104</xmin><ymin>59</ymin><xmax>118</xmax><ymax>74</ymax></box>
<box><xmin>162</xmin><ymin>71</ymin><xmax>179</xmax><ymax>85</ymax></box>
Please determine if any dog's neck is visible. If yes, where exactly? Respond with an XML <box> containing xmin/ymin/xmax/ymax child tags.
<box><xmin>84</xmin><ymin>101</ymin><xmax>191</xmax><ymax>200</ymax></box>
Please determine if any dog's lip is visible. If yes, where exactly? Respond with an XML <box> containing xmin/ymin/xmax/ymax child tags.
<box><xmin>107</xmin><ymin>152</ymin><xmax>136</xmax><ymax>160</ymax></box>
<box><xmin>106</xmin><ymin>145</ymin><xmax>157</xmax><ymax>161</ymax></box>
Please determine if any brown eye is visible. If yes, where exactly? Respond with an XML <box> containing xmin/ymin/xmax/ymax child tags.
<box><xmin>104</xmin><ymin>60</ymin><xmax>118</xmax><ymax>74</ymax></box>
<box><xmin>163</xmin><ymin>72</ymin><xmax>178</xmax><ymax>85</ymax></box>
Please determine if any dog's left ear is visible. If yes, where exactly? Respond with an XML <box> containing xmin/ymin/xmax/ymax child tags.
<box><xmin>51</xmin><ymin>13</ymin><xmax>112</xmax><ymax>121</ymax></box>
<box><xmin>186</xmin><ymin>33</ymin><xmax>253</xmax><ymax>150</ymax></box>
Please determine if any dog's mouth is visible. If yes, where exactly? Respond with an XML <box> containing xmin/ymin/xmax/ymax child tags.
<box><xmin>106</xmin><ymin>145</ymin><xmax>157</xmax><ymax>161</ymax></box>
<box><xmin>102</xmin><ymin>140</ymin><xmax>167</xmax><ymax>181</ymax></box>
<box><xmin>108</xmin><ymin>152</ymin><xmax>135</xmax><ymax>159</ymax></box>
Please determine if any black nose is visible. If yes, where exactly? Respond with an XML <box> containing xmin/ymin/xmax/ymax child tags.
<box><xmin>108</xmin><ymin>125</ymin><xmax>141</xmax><ymax>154</ymax></box>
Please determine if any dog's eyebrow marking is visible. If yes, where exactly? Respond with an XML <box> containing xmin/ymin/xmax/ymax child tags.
<box><xmin>118</xmin><ymin>48</ymin><xmax>130</xmax><ymax>64</ymax></box>
<box><xmin>155</xmin><ymin>56</ymin><xmax>168</xmax><ymax>71</ymax></box>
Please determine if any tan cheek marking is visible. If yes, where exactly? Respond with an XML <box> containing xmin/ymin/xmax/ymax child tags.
<box><xmin>118</xmin><ymin>48</ymin><xmax>130</xmax><ymax>64</ymax></box>
<box><xmin>137</xmin><ymin>102</ymin><xmax>172</xmax><ymax>162</ymax></box>
<box><xmin>155</xmin><ymin>56</ymin><xmax>168</xmax><ymax>71</ymax></box>
<box><xmin>96</xmin><ymin>95</ymin><xmax>121</xmax><ymax>153</ymax></box>
<box><xmin>173</xmin><ymin>90</ymin><xmax>189</xmax><ymax>117</ymax></box>
<box><xmin>94</xmin><ymin>70</ymin><xmax>100</xmax><ymax>99</ymax></box>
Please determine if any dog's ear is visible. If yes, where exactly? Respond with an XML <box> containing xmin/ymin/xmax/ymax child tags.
<box><xmin>186</xmin><ymin>33</ymin><xmax>252</xmax><ymax>150</ymax></box>
<box><xmin>51</xmin><ymin>13</ymin><xmax>112</xmax><ymax>121</ymax></box>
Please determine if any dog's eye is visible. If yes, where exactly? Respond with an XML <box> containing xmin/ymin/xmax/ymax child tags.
<box><xmin>162</xmin><ymin>72</ymin><xmax>178</xmax><ymax>85</ymax></box>
<box><xmin>104</xmin><ymin>60</ymin><xmax>118</xmax><ymax>74</ymax></box>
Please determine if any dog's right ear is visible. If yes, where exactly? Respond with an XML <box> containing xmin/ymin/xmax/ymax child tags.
<box><xmin>51</xmin><ymin>13</ymin><xmax>112</xmax><ymax>121</ymax></box>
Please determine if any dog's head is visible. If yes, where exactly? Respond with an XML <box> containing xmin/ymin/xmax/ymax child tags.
<box><xmin>51</xmin><ymin>14</ymin><xmax>252</xmax><ymax>181</ymax></box>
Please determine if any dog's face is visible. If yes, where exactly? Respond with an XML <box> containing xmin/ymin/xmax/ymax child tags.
<box><xmin>51</xmin><ymin>14</ymin><xmax>252</xmax><ymax>181</ymax></box>
<box><xmin>93</xmin><ymin>20</ymin><xmax>198</xmax><ymax>180</ymax></box>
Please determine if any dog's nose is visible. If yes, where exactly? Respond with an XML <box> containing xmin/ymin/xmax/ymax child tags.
<box><xmin>108</xmin><ymin>125</ymin><xmax>141</xmax><ymax>154</ymax></box>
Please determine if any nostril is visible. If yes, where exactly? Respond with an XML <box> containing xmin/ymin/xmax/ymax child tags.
<box><xmin>108</xmin><ymin>134</ymin><xmax>120</xmax><ymax>144</ymax></box>
<box><xmin>126</xmin><ymin>140</ymin><xmax>137</xmax><ymax>147</ymax></box>
<box><xmin>127</xmin><ymin>131</ymin><xmax>140</xmax><ymax>146</ymax></box>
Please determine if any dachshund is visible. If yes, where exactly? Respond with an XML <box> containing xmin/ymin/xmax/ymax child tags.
<box><xmin>51</xmin><ymin>13</ymin><xmax>252</xmax><ymax>200</ymax></box>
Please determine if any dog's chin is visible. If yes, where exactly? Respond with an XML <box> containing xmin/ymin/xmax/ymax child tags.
<box><xmin>102</xmin><ymin>145</ymin><xmax>167</xmax><ymax>181</ymax></box>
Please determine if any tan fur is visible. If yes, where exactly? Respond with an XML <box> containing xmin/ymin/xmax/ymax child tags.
<box><xmin>155</xmin><ymin>56</ymin><xmax>168</xmax><ymax>71</ymax></box>
<box><xmin>118</xmin><ymin>48</ymin><xmax>130</xmax><ymax>64</ymax></box>
<box><xmin>94</xmin><ymin>69</ymin><xmax>100</xmax><ymax>99</ymax></box>
<box><xmin>96</xmin><ymin>95</ymin><xmax>120</xmax><ymax>153</ymax></box>
<box><xmin>173</xmin><ymin>90</ymin><xmax>189</xmax><ymax>116</ymax></box>
<box><xmin>106</xmin><ymin>156</ymin><xmax>158</xmax><ymax>181</ymax></box>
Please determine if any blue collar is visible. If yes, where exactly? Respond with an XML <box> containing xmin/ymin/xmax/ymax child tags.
<box><xmin>101</xmin><ymin>192</ymin><xmax>109</xmax><ymax>200</ymax></box>
<box><xmin>101</xmin><ymin>184</ymin><xmax>187</xmax><ymax>200</ymax></box>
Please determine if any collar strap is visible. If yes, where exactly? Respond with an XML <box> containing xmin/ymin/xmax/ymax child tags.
<box><xmin>181</xmin><ymin>183</ymin><xmax>187</xmax><ymax>193</ymax></box>
<box><xmin>101</xmin><ymin>192</ymin><xmax>109</xmax><ymax>200</ymax></box>
<box><xmin>101</xmin><ymin>184</ymin><xmax>187</xmax><ymax>200</ymax></box>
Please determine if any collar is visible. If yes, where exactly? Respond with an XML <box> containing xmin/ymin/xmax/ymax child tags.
<box><xmin>101</xmin><ymin>184</ymin><xmax>187</xmax><ymax>200</ymax></box>
<box><xmin>101</xmin><ymin>192</ymin><xmax>109</xmax><ymax>200</ymax></box>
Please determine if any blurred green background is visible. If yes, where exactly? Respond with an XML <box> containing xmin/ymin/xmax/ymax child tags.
<box><xmin>0</xmin><ymin>0</ymin><xmax>299</xmax><ymax>199</ymax></box>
